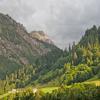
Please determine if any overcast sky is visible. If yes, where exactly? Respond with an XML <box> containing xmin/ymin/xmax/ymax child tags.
<box><xmin>0</xmin><ymin>0</ymin><xmax>100</xmax><ymax>49</ymax></box>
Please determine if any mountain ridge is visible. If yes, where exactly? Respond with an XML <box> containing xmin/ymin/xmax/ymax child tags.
<box><xmin>0</xmin><ymin>13</ymin><xmax>100</xmax><ymax>97</ymax></box>
<box><xmin>0</xmin><ymin>13</ymin><xmax>62</xmax><ymax>79</ymax></box>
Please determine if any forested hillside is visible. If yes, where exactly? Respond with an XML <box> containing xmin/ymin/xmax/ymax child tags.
<box><xmin>33</xmin><ymin>25</ymin><xmax>100</xmax><ymax>86</ymax></box>
<box><xmin>0</xmin><ymin>13</ymin><xmax>100</xmax><ymax>100</ymax></box>
<box><xmin>0</xmin><ymin>13</ymin><xmax>62</xmax><ymax>94</ymax></box>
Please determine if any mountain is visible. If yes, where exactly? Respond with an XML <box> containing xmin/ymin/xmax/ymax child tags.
<box><xmin>0</xmin><ymin>13</ymin><xmax>62</xmax><ymax>79</ymax></box>
<box><xmin>1</xmin><ymin>24</ymin><xmax>100</xmax><ymax>98</ymax></box>
<box><xmin>34</xmin><ymin>25</ymin><xmax>100</xmax><ymax>85</ymax></box>
<box><xmin>30</xmin><ymin>31</ymin><xmax>53</xmax><ymax>44</ymax></box>
<box><xmin>0</xmin><ymin>12</ymin><xmax>100</xmax><ymax>97</ymax></box>
<box><xmin>79</xmin><ymin>25</ymin><xmax>100</xmax><ymax>47</ymax></box>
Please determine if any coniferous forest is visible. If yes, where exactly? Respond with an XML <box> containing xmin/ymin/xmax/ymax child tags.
<box><xmin>0</xmin><ymin>13</ymin><xmax>100</xmax><ymax>100</ymax></box>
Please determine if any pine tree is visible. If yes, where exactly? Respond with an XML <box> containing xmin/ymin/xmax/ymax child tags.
<box><xmin>72</xmin><ymin>42</ymin><xmax>78</xmax><ymax>65</ymax></box>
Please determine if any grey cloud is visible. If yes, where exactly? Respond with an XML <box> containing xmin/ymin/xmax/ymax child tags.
<box><xmin>0</xmin><ymin>0</ymin><xmax>100</xmax><ymax>49</ymax></box>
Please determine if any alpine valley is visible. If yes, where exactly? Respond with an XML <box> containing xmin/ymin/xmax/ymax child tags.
<box><xmin>0</xmin><ymin>13</ymin><xmax>100</xmax><ymax>100</ymax></box>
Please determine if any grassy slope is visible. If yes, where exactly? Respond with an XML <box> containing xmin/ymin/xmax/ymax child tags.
<box><xmin>0</xmin><ymin>92</ymin><xmax>11</xmax><ymax>99</ymax></box>
<box><xmin>0</xmin><ymin>79</ymin><xmax>100</xmax><ymax>99</ymax></box>
<box><xmin>40</xmin><ymin>87</ymin><xmax>58</xmax><ymax>93</ymax></box>
<box><xmin>83</xmin><ymin>75</ymin><xmax>100</xmax><ymax>86</ymax></box>
<box><xmin>40</xmin><ymin>78</ymin><xmax>100</xmax><ymax>93</ymax></box>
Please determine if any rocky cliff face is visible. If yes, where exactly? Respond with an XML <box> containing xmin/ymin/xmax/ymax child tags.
<box><xmin>0</xmin><ymin>13</ymin><xmax>61</xmax><ymax>79</ymax></box>
<box><xmin>30</xmin><ymin>31</ymin><xmax>54</xmax><ymax>44</ymax></box>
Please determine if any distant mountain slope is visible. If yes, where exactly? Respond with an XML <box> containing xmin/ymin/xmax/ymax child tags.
<box><xmin>0</xmin><ymin>13</ymin><xmax>62</xmax><ymax>79</ymax></box>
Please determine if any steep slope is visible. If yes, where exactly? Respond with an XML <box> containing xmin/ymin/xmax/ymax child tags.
<box><xmin>79</xmin><ymin>25</ymin><xmax>100</xmax><ymax>46</ymax></box>
<box><xmin>0</xmin><ymin>13</ymin><xmax>62</xmax><ymax>79</ymax></box>
<box><xmin>35</xmin><ymin>25</ymin><xmax>100</xmax><ymax>85</ymax></box>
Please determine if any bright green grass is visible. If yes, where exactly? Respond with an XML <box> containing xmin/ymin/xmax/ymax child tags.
<box><xmin>84</xmin><ymin>79</ymin><xmax>100</xmax><ymax>86</ymax></box>
<box><xmin>1</xmin><ymin>79</ymin><xmax>100</xmax><ymax>99</ymax></box>
<box><xmin>40</xmin><ymin>87</ymin><xmax>58</xmax><ymax>93</ymax></box>
<box><xmin>0</xmin><ymin>92</ymin><xmax>11</xmax><ymax>99</ymax></box>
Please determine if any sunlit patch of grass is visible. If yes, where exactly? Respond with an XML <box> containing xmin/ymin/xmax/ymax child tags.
<box><xmin>40</xmin><ymin>87</ymin><xmax>58</xmax><ymax>93</ymax></box>
<box><xmin>84</xmin><ymin>80</ymin><xmax>100</xmax><ymax>86</ymax></box>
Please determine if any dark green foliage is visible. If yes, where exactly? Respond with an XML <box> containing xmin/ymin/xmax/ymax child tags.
<box><xmin>0</xmin><ymin>55</ymin><xmax>22</xmax><ymax>79</ymax></box>
<box><xmin>79</xmin><ymin>25</ymin><xmax>99</xmax><ymax>47</ymax></box>
<box><xmin>0</xmin><ymin>13</ymin><xmax>100</xmax><ymax>99</ymax></box>
<box><xmin>34</xmin><ymin>25</ymin><xmax>100</xmax><ymax>85</ymax></box>
<box><xmin>0</xmin><ymin>13</ymin><xmax>62</xmax><ymax>94</ymax></box>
